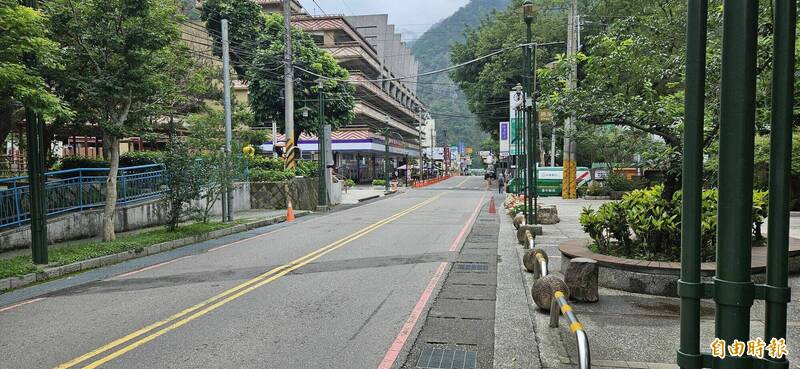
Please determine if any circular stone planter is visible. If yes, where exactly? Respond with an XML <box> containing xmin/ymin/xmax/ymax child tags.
<box><xmin>583</xmin><ymin>195</ymin><xmax>611</xmax><ymax>200</ymax></box>
<box><xmin>559</xmin><ymin>239</ymin><xmax>800</xmax><ymax>297</ymax></box>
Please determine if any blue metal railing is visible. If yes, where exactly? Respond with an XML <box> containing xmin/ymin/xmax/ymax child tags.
<box><xmin>0</xmin><ymin>164</ymin><xmax>166</xmax><ymax>229</ymax></box>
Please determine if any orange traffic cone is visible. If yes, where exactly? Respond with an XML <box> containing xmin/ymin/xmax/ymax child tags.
<box><xmin>286</xmin><ymin>199</ymin><xmax>295</xmax><ymax>222</ymax></box>
<box><xmin>488</xmin><ymin>197</ymin><xmax>497</xmax><ymax>214</ymax></box>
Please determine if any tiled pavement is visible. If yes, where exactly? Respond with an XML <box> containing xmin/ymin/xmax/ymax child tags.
<box><xmin>495</xmin><ymin>196</ymin><xmax>800</xmax><ymax>369</ymax></box>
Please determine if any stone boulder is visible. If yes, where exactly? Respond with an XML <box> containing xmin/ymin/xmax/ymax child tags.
<box><xmin>536</xmin><ymin>205</ymin><xmax>559</xmax><ymax>224</ymax></box>
<box><xmin>564</xmin><ymin>257</ymin><xmax>599</xmax><ymax>302</ymax></box>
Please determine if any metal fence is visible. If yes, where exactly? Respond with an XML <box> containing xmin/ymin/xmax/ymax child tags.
<box><xmin>0</xmin><ymin>164</ymin><xmax>166</xmax><ymax>229</ymax></box>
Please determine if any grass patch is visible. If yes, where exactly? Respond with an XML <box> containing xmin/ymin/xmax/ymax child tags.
<box><xmin>0</xmin><ymin>222</ymin><xmax>242</xmax><ymax>280</ymax></box>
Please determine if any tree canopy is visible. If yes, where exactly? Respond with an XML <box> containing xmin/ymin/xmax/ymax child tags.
<box><xmin>0</xmin><ymin>0</ymin><xmax>71</xmax><ymax>145</ymax></box>
<box><xmin>45</xmin><ymin>0</ymin><xmax>190</xmax><ymax>241</ymax></box>
<box><xmin>201</xmin><ymin>1</ymin><xmax>355</xmax><ymax>140</ymax></box>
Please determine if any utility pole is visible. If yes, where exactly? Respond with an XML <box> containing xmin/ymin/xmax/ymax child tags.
<box><xmin>562</xmin><ymin>0</ymin><xmax>578</xmax><ymax>199</ymax></box>
<box><xmin>222</xmin><ymin>19</ymin><xmax>234</xmax><ymax>222</ymax></box>
<box><xmin>25</xmin><ymin>0</ymin><xmax>47</xmax><ymax>264</ymax></box>
<box><xmin>283</xmin><ymin>0</ymin><xmax>296</xmax><ymax>171</ymax></box>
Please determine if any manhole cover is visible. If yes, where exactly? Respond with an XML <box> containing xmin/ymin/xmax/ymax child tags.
<box><xmin>454</xmin><ymin>263</ymin><xmax>489</xmax><ymax>272</ymax></box>
<box><xmin>416</xmin><ymin>346</ymin><xmax>477</xmax><ymax>369</ymax></box>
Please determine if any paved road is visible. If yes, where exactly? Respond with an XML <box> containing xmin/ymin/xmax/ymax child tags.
<box><xmin>0</xmin><ymin>176</ymin><xmax>489</xmax><ymax>369</ymax></box>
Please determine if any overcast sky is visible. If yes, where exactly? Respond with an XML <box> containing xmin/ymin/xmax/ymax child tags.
<box><xmin>298</xmin><ymin>0</ymin><xmax>470</xmax><ymax>41</ymax></box>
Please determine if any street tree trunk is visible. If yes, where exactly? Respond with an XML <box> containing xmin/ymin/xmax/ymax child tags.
<box><xmin>101</xmin><ymin>96</ymin><xmax>132</xmax><ymax>242</ymax></box>
<box><xmin>102</xmin><ymin>133</ymin><xmax>120</xmax><ymax>242</ymax></box>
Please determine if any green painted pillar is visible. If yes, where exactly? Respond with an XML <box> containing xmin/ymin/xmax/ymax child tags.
<box><xmin>25</xmin><ymin>0</ymin><xmax>48</xmax><ymax>265</ymax></box>
<box><xmin>524</xmin><ymin>16</ymin><xmax>534</xmax><ymax>225</ymax></box>
<box><xmin>677</xmin><ymin>1</ymin><xmax>707</xmax><ymax>368</ymax></box>
<box><xmin>715</xmin><ymin>2</ymin><xmax>758</xmax><ymax>368</ymax></box>
<box><xmin>765</xmin><ymin>1</ymin><xmax>796</xmax><ymax>367</ymax></box>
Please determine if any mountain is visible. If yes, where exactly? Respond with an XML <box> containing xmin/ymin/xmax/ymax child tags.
<box><xmin>411</xmin><ymin>0</ymin><xmax>512</xmax><ymax>158</ymax></box>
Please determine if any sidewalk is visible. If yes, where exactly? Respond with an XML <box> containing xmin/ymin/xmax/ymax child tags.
<box><xmin>495</xmin><ymin>197</ymin><xmax>800</xmax><ymax>369</ymax></box>
<box><xmin>341</xmin><ymin>185</ymin><xmax>406</xmax><ymax>204</ymax></box>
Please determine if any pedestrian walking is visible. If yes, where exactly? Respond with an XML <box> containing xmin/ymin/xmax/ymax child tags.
<box><xmin>498</xmin><ymin>173</ymin><xmax>505</xmax><ymax>194</ymax></box>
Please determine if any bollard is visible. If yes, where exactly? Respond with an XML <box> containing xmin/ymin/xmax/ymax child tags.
<box><xmin>523</xmin><ymin>248</ymin><xmax>549</xmax><ymax>278</ymax></box>
<box><xmin>531</xmin><ymin>274</ymin><xmax>569</xmax><ymax>311</ymax></box>
<box><xmin>513</xmin><ymin>213</ymin><xmax>526</xmax><ymax>229</ymax></box>
<box><xmin>517</xmin><ymin>225</ymin><xmax>537</xmax><ymax>246</ymax></box>
<box><xmin>550</xmin><ymin>290</ymin><xmax>591</xmax><ymax>369</ymax></box>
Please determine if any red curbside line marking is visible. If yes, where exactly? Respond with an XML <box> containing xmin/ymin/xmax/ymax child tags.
<box><xmin>377</xmin><ymin>192</ymin><xmax>486</xmax><ymax>369</ymax></box>
<box><xmin>376</xmin><ymin>262</ymin><xmax>447</xmax><ymax>369</ymax></box>
<box><xmin>0</xmin><ymin>297</ymin><xmax>46</xmax><ymax>313</ymax></box>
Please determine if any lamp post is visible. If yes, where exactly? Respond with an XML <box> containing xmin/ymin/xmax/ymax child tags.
<box><xmin>379</xmin><ymin>122</ymin><xmax>404</xmax><ymax>192</ymax></box>
<box><xmin>315</xmin><ymin>78</ymin><xmax>327</xmax><ymax>208</ymax></box>
<box><xmin>513</xmin><ymin>83</ymin><xmax>524</xmax><ymax>186</ymax></box>
<box><xmin>522</xmin><ymin>0</ymin><xmax>538</xmax><ymax>225</ymax></box>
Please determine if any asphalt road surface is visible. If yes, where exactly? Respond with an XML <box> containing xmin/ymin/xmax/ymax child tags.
<box><xmin>0</xmin><ymin>176</ymin><xmax>490</xmax><ymax>369</ymax></box>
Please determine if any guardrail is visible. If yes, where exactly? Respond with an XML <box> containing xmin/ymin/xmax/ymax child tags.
<box><xmin>0</xmin><ymin>164</ymin><xmax>166</xmax><ymax>229</ymax></box>
<box><xmin>549</xmin><ymin>290</ymin><xmax>591</xmax><ymax>369</ymax></box>
<box><xmin>411</xmin><ymin>175</ymin><xmax>452</xmax><ymax>188</ymax></box>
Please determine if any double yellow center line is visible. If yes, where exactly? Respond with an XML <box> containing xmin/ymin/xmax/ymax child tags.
<box><xmin>57</xmin><ymin>194</ymin><xmax>443</xmax><ymax>369</ymax></box>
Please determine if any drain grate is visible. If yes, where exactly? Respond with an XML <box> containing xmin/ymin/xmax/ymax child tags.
<box><xmin>454</xmin><ymin>263</ymin><xmax>489</xmax><ymax>272</ymax></box>
<box><xmin>416</xmin><ymin>346</ymin><xmax>477</xmax><ymax>369</ymax></box>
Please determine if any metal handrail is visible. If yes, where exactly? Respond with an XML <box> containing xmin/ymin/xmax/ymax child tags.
<box><xmin>0</xmin><ymin>164</ymin><xmax>166</xmax><ymax>229</ymax></box>
<box><xmin>549</xmin><ymin>291</ymin><xmax>591</xmax><ymax>369</ymax></box>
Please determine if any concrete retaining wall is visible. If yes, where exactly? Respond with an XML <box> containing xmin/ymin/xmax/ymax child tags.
<box><xmin>0</xmin><ymin>182</ymin><xmax>250</xmax><ymax>252</ymax></box>
<box><xmin>250</xmin><ymin>178</ymin><xmax>319</xmax><ymax>210</ymax></box>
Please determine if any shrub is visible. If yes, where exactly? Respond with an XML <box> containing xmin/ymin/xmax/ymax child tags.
<box><xmin>59</xmin><ymin>156</ymin><xmax>109</xmax><ymax>171</ymax></box>
<box><xmin>249</xmin><ymin>156</ymin><xmax>284</xmax><ymax>171</ymax></box>
<box><xmin>344</xmin><ymin>179</ymin><xmax>355</xmax><ymax>187</ymax></box>
<box><xmin>162</xmin><ymin>141</ymin><xmax>203</xmax><ymax>230</ymax></box>
<box><xmin>579</xmin><ymin>185</ymin><xmax>769</xmax><ymax>262</ymax></box>
<box><xmin>250</xmin><ymin>168</ymin><xmax>296</xmax><ymax>182</ymax></box>
<box><xmin>606</xmin><ymin>172</ymin><xmax>633</xmax><ymax>191</ymax></box>
<box><xmin>372</xmin><ymin>179</ymin><xmax>386</xmax><ymax>186</ymax></box>
<box><xmin>587</xmin><ymin>181</ymin><xmax>610</xmax><ymax>196</ymax></box>
<box><xmin>120</xmin><ymin>151</ymin><xmax>164</xmax><ymax>167</ymax></box>
<box><xmin>296</xmin><ymin>160</ymin><xmax>319</xmax><ymax>178</ymax></box>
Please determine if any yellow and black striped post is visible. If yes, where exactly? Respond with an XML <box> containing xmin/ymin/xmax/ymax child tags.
<box><xmin>284</xmin><ymin>137</ymin><xmax>297</xmax><ymax>171</ymax></box>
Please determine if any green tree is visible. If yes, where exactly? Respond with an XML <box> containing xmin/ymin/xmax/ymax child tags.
<box><xmin>201</xmin><ymin>3</ymin><xmax>355</xmax><ymax>143</ymax></box>
<box><xmin>0</xmin><ymin>0</ymin><xmax>71</xmax><ymax>146</ymax></box>
<box><xmin>45</xmin><ymin>0</ymin><xmax>186</xmax><ymax>241</ymax></box>
<box><xmin>450</xmin><ymin>0</ymin><xmax>567</xmax><ymax>136</ymax></box>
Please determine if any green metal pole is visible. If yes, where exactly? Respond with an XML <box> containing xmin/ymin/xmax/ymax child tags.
<box><xmin>715</xmin><ymin>2</ymin><xmax>757</xmax><ymax>368</ymax></box>
<box><xmin>677</xmin><ymin>1</ymin><xmax>707</xmax><ymax>368</ymax></box>
<box><xmin>25</xmin><ymin>0</ymin><xmax>47</xmax><ymax>265</ymax></box>
<box><xmin>318</xmin><ymin>87</ymin><xmax>326</xmax><ymax>208</ymax></box>
<box><xmin>765</xmin><ymin>1</ymin><xmax>796</xmax><ymax>366</ymax></box>
<box><xmin>530</xmin><ymin>38</ymin><xmax>538</xmax><ymax>225</ymax></box>
<box><xmin>524</xmin><ymin>17</ymin><xmax>534</xmax><ymax>225</ymax></box>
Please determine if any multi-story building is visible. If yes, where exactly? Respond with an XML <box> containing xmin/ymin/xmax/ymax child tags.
<box><xmin>186</xmin><ymin>1</ymin><xmax>429</xmax><ymax>183</ymax></box>
<box><xmin>251</xmin><ymin>2</ymin><xmax>428</xmax><ymax>183</ymax></box>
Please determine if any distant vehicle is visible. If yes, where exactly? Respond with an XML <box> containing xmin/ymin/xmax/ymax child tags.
<box><xmin>469</xmin><ymin>169</ymin><xmax>486</xmax><ymax>176</ymax></box>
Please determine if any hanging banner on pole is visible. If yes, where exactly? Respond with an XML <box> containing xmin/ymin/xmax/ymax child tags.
<box><xmin>510</xmin><ymin>90</ymin><xmax>525</xmax><ymax>155</ymax></box>
<box><xmin>499</xmin><ymin>121</ymin><xmax>510</xmax><ymax>157</ymax></box>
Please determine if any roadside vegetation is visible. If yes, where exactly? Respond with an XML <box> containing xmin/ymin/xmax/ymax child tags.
<box><xmin>0</xmin><ymin>222</ymin><xmax>240</xmax><ymax>279</ymax></box>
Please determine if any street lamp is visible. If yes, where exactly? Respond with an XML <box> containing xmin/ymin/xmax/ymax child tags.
<box><xmin>522</xmin><ymin>0</ymin><xmax>539</xmax><ymax>226</ymax></box>
<box><xmin>379</xmin><ymin>118</ymin><xmax>404</xmax><ymax>193</ymax></box>
<box><xmin>315</xmin><ymin>78</ymin><xmax>327</xmax><ymax>209</ymax></box>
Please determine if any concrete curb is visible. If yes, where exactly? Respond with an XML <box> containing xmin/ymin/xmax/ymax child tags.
<box><xmin>357</xmin><ymin>194</ymin><xmax>381</xmax><ymax>202</ymax></box>
<box><xmin>0</xmin><ymin>211</ymin><xmax>310</xmax><ymax>292</ymax></box>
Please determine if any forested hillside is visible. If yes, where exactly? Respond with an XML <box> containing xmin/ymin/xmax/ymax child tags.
<box><xmin>411</xmin><ymin>0</ymin><xmax>511</xmax><ymax>156</ymax></box>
